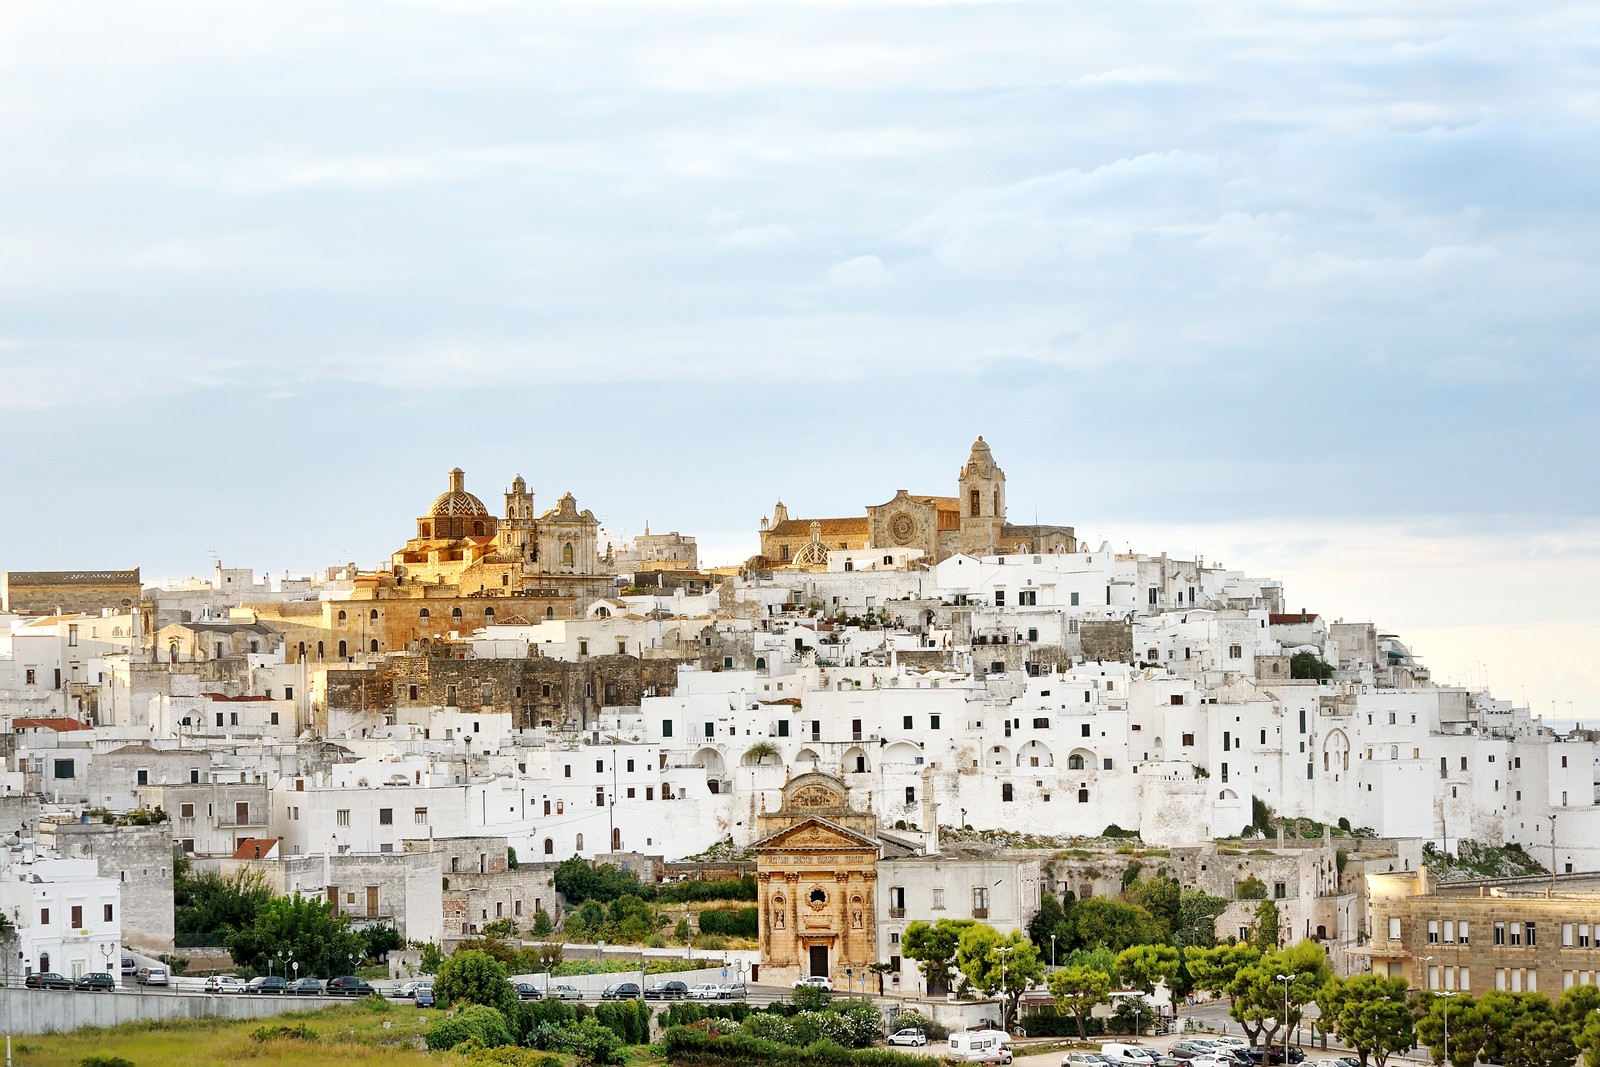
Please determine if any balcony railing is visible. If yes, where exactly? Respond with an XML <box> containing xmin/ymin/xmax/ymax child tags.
<box><xmin>972</xmin><ymin>908</ymin><xmax>989</xmax><ymax>919</ymax></box>
<box><xmin>888</xmin><ymin>908</ymin><xmax>906</xmax><ymax>919</ymax></box>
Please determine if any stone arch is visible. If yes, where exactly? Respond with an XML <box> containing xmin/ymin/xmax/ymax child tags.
<box><xmin>988</xmin><ymin>744</ymin><xmax>1012</xmax><ymax>769</ymax></box>
<box><xmin>1067</xmin><ymin>747</ymin><xmax>1096</xmax><ymax>771</ymax></box>
<box><xmin>696</xmin><ymin>747</ymin><xmax>726</xmax><ymax>777</ymax></box>
<box><xmin>796</xmin><ymin>748</ymin><xmax>822</xmax><ymax>766</ymax></box>
<box><xmin>882</xmin><ymin>740</ymin><xmax>922</xmax><ymax>764</ymax></box>
<box><xmin>844</xmin><ymin>745</ymin><xmax>870</xmax><ymax>774</ymax></box>
<box><xmin>1322</xmin><ymin>728</ymin><xmax>1351</xmax><ymax>775</ymax></box>
<box><xmin>575</xmin><ymin>833</ymin><xmax>584</xmax><ymax>851</ymax></box>
<box><xmin>1218</xmin><ymin>788</ymin><xmax>1239</xmax><ymax>800</ymax></box>
<box><xmin>1016</xmin><ymin>740</ymin><xmax>1054</xmax><ymax>768</ymax></box>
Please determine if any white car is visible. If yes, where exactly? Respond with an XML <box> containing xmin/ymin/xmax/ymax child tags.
<box><xmin>203</xmin><ymin>975</ymin><xmax>245</xmax><ymax>994</ymax></box>
<box><xmin>1064</xmin><ymin>1054</ymin><xmax>1112</xmax><ymax>1067</ymax></box>
<box><xmin>686</xmin><ymin>983</ymin><xmax>721</xmax><ymax>1000</ymax></box>
<box><xmin>793</xmin><ymin>975</ymin><xmax>833</xmax><ymax>991</ymax></box>
<box><xmin>393</xmin><ymin>980</ymin><xmax>433</xmax><ymax>999</ymax></box>
<box><xmin>887</xmin><ymin>1029</ymin><xmax>929</xmax><ymax>1047</ymax></box>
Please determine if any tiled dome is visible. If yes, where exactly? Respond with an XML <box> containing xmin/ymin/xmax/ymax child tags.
<box><xmin>429</xmin><ymin>468</ymin><xmax>488</xmax><ymax>517</ymax></box>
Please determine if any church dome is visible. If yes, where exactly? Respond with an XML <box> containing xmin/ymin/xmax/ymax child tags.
<box><xmin>429</xmin><ymin>468</ymin><xmax>489</xmax><ymax>518</ymax></box>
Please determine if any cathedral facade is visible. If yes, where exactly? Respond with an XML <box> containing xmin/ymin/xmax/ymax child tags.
<box><xmin>757</xmin><ymin>437</ymin><xmax>1076</xmax><ymax>567</ymax></box>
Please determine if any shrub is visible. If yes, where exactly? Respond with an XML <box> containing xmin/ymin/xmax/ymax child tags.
<box><xmin>742</xmin><ymin>1013</ymin><xmax>798</xmax><ymax>1044</ymax></box>
<box><xmin>886</xmin><ymin>1009</ymin><xmax>948</xmax><ymax>1041</ymax></box>
<box><xmin>425</xmin><ymin>1004</ymin><xmax>515</xmax><ymax>1051</ymax></box>
<box><xmin>791</xmin><ymin>983</ymin><xmax>833</xmax><ymax>1012</ymax></box>
<box><xmin>81</xmin><ymin>1059</ymin><xmax>137</xmax><ymax>1067</ymax></box>
<box><xmin>462</xmin><ymin>1048</ymin><xmax>562</xmax><ymax>1067</ymax></box>
<box><xmin>698</xmin><ymin>907</ymin><xmax>758</xmax><ymax>938</ymax></box>
<box><xmin>250</xmin><ymin>1023</ymin><xmax>319</xmax><ymax>1042</ymax></box>
<box><xmin>664</xmin><ymin>1002</ymin><xmax>754</xmax><ymax>1028</ymax></box>
<box><xmin>546</xmin><ymin>1017</ymin><xmax>626</xmax><ymax>1066</ymax></box>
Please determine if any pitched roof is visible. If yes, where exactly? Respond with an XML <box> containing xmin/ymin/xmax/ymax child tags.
<box><xmin>232</xmin><ymin>837</ymin><xmax>280</xmax><ymax>860</ymax></box>
<box><xmin>766</xmin><ymin>517</ymin><xmax>870</xmax><ymax>538</ymax></box>
<box><xmin>1269</xmin><ymin>613</ymin><xmax>1320</xmax><ymax>625</ymax></box>
<box><xmin>12</xmin><ymin>717</ymin><xmax>92</xmax><ymax>732</ymax></box>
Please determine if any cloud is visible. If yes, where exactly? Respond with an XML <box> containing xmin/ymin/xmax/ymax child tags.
<box><xmin>826</xmin><ymin>254</ymin><xmax>891</xmax><ymax>287</ymax></box>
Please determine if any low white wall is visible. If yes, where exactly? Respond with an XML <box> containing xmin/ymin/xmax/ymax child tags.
<box><xmin>0</xmin><ymin>988</ymin><xmax>331</xmax><ymax>1035</ymax></box>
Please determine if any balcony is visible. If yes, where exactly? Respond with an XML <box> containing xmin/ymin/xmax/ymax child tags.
<box><xmin>888</xmin><ymin>908</ymin><xmax>906</xmax><ymax>919</ymax></box>
<box><xmin>971</xmin><ymin>908</ymin><xmax>989</xmax><ymax>920</ymax></box>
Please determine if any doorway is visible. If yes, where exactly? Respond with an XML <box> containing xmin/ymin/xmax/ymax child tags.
<box><xmin>808</xmin><ymin>944</ymin><xmax>829</xmax><ymax>978</ymax></box>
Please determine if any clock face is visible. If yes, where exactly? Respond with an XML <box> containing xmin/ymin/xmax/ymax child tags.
<box><xmin>890</xmin><ymin>512</ymin><xmax>916</xmax><ymax>545</ymax></box>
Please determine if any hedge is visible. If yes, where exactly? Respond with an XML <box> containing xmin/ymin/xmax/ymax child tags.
<box><xmin>661</xmin><ymin>1002</ymin><xmax>755</xmax><ymax>1028</ymax></box>
<box><xmin>698</xmin><ymin>907</ymin><xmax>758</xmax><ymax>937</ymax></box>
<box><xmin>662</xmin><ymin>1027</ymin><xmax>931</xmax><ymax>1067</ymax></box>
<box><xmin>426</xmin><ymin>1004</ymin><xmax>515</xmax><ymax>1051</ymax></box>
<box><xmin>1020</xmin><ymin>1011</ymin><xmax>1107</xmax><ymax>1037</ymax></box>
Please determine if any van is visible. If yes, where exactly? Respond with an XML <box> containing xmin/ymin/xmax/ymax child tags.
<box><xmin>1100</xmin><ymin>1044</ymin><xmax>1158</xmax><ymax>1064</ymax></box>
<box><xmin>949</xmin><ymin>1032</ymin><xmax>1013</xmax><ymax>1064</ymax></box>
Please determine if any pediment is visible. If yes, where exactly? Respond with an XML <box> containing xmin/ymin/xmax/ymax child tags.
<box><xmin>751</xmin><ymin>816</ymin><xmax>880</xmax><ymax>854</ymax></box>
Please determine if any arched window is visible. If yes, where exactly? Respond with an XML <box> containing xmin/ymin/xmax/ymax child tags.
<box><xmin>298</xmin><ymin>642</ymin><xmax>306</xmax><ymax>659</ymax></box>
<box><xmin>39</xmin><ymin>952</ymin><xmax>49</xmax><ymax>973</ymax></box>
<box><xmin>484</xmin><ymin>607</ymin><xmax>494</xmax><ymax>621</ymax></box>
<box><xmin>970</xmin><ymin>489</ymin><xmax>980</xmax><ymax>516</ymax></box>
<box><xmin>756</xmin><ymin>657</ymin><xmax>766</xmax><ymax>670</ymax></box>
<box><xmin>1067</xmin><ymin>754</ymin><xmax>1085</xmax><ymax>770</ymax></box>
<box><xmin>316</xmin><ymin>641</ymin><xmax>324</xmax><ymax>660</ymax></box>
<box><xmin>546</xmin><ymin>607</ymin><xmax>554</xmax><ymax>619</ymax></box>
<box><xmin>169</xmin><ymin>641</ymin><xmax>180</xmax><ymax>662</ymax></box>
<box><xmin>993</xmin><ymin>488</ymin><xmax>999</xmax><ymax>514</ymax></box>
<box><xmin>370</xmin><ymin>639</ymin><xmax>379</xmax><ymax>653</ymax></box>
<box><xmin>420</xmin><ymin>608</ymin><xmax>430</xmax><ymax>621</ymax></box>
<box><xmin>575</xmin><ymin>833</ymin><xmax>584</xmax><ymax>851</ymax></box>
<box><xmin>562</xmin><ymin>543</ymin><xmax>575</xmax><ymax>566</ymax></box>
<box><xmin>612</xmin><ymin>828</ymin><xmax>621</xmax><ymax>850</ymax></box>
<box><xmin>338</xmin><ymin>640</ymin><xmax>348</xmax><ymax>658</ymax></box>
<box><xmin>451</xmin><ymin>607</ymin><xmax>462</xmax><ymax>622</ymax></box>
<box><xmin>543</xmin><ymin>838</ymin><xmax>554</xmax><ymax>855</ymax></box>
<box><xmin>421</xmin><ymin>522</ymin><xmax>431</xmax><ymax>538</ymax></box>
<box><xmin>337</xmin><ymin>610</ymin><xmax>347</xmax><ymax>623</ymax></box>
<box><xmin>809</xmin><ymin>888</ymin><xmax>827</xmax><ymax>905</ymax></box>
<box><xmin>370</xmin><ymin>609</ymin><xmax>378</xmax><ymax>621</ymax></box>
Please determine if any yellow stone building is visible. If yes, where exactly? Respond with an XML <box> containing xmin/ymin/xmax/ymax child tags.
<box><xmin>751</xmin><ymin>772</ymin><xmax>882</xmax><ymax>984</ymax></box>
<box><xmin>757</xmin><ymin>437</ymin><xmax>1075</xmax><ymax>568</ymax></box>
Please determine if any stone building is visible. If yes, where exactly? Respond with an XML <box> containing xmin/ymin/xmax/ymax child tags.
<box><xmin>320</xmin><ymin>650</ymin><xmax>680</xmax><ymax>735</ymax></box>
<box><xmin>757</xmin><ymin>438</ymin><xmax>1075</xmax><ymax>568</ymax></box>
<box><xmin>1</xmin><ymin>569</ymin><xmax>142</xmax><ymax>617</ymax></box>
<box><xmin>752</xmin><ymin>772</ymin><xmax>882</xmax><ymax>985</ymax></box>
<box><xmin>1365</xmin><ymin>868</ymin><xmax>1600</xmax><ymax>994</ymax></box>
<box><xmin>42</xmin><ymin>819</ymin><xmax>175</xmax><ymax>952</ymax></box>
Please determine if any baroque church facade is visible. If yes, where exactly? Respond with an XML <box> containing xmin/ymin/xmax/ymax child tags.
<box><xmin>757</xmin><ymin>437</ymin><xmax>1076</xmax><ymax>567</ymax></box>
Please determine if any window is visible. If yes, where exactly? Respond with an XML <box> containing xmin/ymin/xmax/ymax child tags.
<box><xmin>930</xmin><ymin>715</ymin><xmax>941</xmax><ymax>730</ymax></box>
<box><xmin>904</xmin><ymin>715</ymin><xmax>914</xmax><ymax>730</ymax></box>
<box><xmin>180</xmin><ymin>803</ymin><xmax>195</xmax><ymax>818</ymax></box>
<box><xmin>1229</xmin><ymin>644</ymin><xmax>1242</xmax><ymax>658</ymax></box>
<box><xmin>1070</xmin><ymin>591</ymin><xmax>1080</xmax><ymax>606</ymax></box>
<box><xmin>104</xmin><ymin>903</ymin><xmax>114</xmax><ymax>922</ymax></box>
<box><xmin>1273</xmin><ymin>881</ymin><xmax>1286</xmax><ymax>900</ymax></box>
<box><xmin>1001</xmin><ymin>783</ymin><xmax>1013</xmax><ymax>802</ymax></box>
<box><xmin>1460</xmin><ymin>921</ymin><xmax>1470</xmax><ymax>945</ymax></box>
<box><xmin>414</xmin><ymin>808</ymin><xmax>428</xmax><ymax>825</ymax></box>
<box><xmin>40</xmin><ymin>908</ymin><xmax>49</xmax><ymax>924</ymax></box>
<box><xmin>379</xmin><ymin>808</ymin><xmax>393</xmax><ymax>825</ymax></box>
<box><xmin>596</xmin><ymin>787</ymin><xmax>606</xmax><ymax>807</ymax></box>
<box><xmin>1182</xmin><ymin>732</ymin><xmax>1195</xmax><ymax>746</ymax></box>
<box><xmin>973</xmin><ymin>886</ymin><xmax>990</xmax><ymax>913</ymax></box>
<box><xmin>1494</xmin><ymin>921</ymin><xmax>1506</xmax><ymax>946</ymax></box>
<box><xmin>1018</xmin><ymin>590</ymin><xmax>1037</xmax><ymax>606</ymax></box>
<box><xmin>337</xmin><ymin>810</ymin><xmax>351</xmax><ymax>827</ymax></box>
<box><xmin>1082</xmin><ymin>723</ymin><xmax>1091</xmax><ymax>737</ymax></box>
<box><xmin>1388</xmin><ymin>917</ymin><xmax>1402</xmax><ymax>941</ymax></box>
<box><xmin>1428</xmin><ymin>920</ymin><xmax>1440</xmax><ymax>944</ymax></box>
<box><xmin>662</xmin><ymin>720</ymin><xmax>673</xmax><ymax>737</ymax></box>
<box><xmin>995</xmin><ymin>590</ymin><xmax>1006</xmax><ymax>607</ymax></box>
<box><xmin>1078</xmin><ymin>788</ymin><xmax>1089</xmax><ymax>803</ymax></box>
<box><xmin>1103</xmin><ymin>757</ymin><xmax>1114</xmax><ymax>770</ymax></box>
<box><xmin>905</xmin><ymin>786</ymin><xmax>915</xmax><ymax>805</ymax></box>
<box><xmin>53</xmin><ymin>759</ymin><xmax>74</xmax><ymax>779</ymax></box>
<box><xmin>1526</xmin><ymin>923</ymin><xmax>1537</xmax><ymax>947</ymax></box>
<box><xmin>136</xmin><ymin>769</ymin><xmax>149</xmax><ymax>786</ymax></box>
<box><xmin>704</xmin><ymin>722</ymin><xmax>714</xmax><ymax>738</ymax></box>
<box><xmin>1033</xmin><ymin>717</ymin><xmax>1049</xmax><ymax>729</ymax></box>
<box><xmin>70</xmin><ymin>905</ymin><xmax>83</xmax><ymax>929</ymax></box>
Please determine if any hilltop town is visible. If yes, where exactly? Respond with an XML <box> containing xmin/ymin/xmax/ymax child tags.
<box><xmin>1</xmin><ymin>437</ymin><xmax>1590</xmax><ymax>1002</ymax></box>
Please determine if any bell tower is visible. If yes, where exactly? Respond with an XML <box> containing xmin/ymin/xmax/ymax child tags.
<box><xmin>499</xmin><ymin>474</ymin><xmax>536</xmax><ymax>561</ymax></box>
<box><xmin>957</xmin><ymin>436</ymin><xmax>1006</xmax><ymax>555</ymax></box>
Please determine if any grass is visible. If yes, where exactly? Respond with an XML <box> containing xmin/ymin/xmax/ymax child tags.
<box><xmin>13</xmin><ymin>999</ymin><xmax>445</xmax><ymax>1067</ymax></box>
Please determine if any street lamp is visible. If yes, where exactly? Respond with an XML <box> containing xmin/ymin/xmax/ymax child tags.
<box><xmin>1050</xmin><ymin>933</ymin><xmax>1057</xmax><ymax>970</ymax></box>
<box><xmin>1275</xmin><ymin>974</ymin><xmax>1292</xmax><ymax>1053</ymax></box>
<box><xmin>1548</xmin><ymin>815</ymin><xmax>1558</xmax><ymax>890</ymax></box>
<box><xmin>100</xmin><ymin>943</ymin><xmax>113</xmax><ymax>977</ymax></box>
<box><xmin>996</xmin><ymin>945</ymin><xmax>1012</xmax><ymax>1033</ymax></box>
<box><xmin>1437</xmin><ymin>990</ymin><xmax>1457</xmax><ymax>1066</ymax></box>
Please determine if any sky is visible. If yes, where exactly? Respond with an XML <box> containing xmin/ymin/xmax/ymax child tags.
<box><xmin>1</xmin><ymin>1</ymin><xmax>1596</xmax><ymax>715</ymax></box>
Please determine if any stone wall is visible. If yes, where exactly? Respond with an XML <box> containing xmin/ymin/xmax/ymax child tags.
<box><xmin>1</xmin><ymin>569</ymin><xmax>141</xmax><ymax>616</ymax></box>
<box><xmin>1079</xmin><ymin>619</ymin><xmax>1133</xmax><ymax>663</ymax></box>
<box><xmin>0</xmin><ymin>986</ymin><xmax>329</xmax><ymax>1035</ymax></box>
<box><xmin>47</xmin><ymin>821</ymin><xmax>176</xmax><ymax>951</ymax></box>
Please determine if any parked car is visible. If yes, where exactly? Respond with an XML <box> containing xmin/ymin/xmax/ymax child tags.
<box><xmin>600</xmin><ymin>982</ymin><xmax>641</xmax><ymax>1000</ymax></box>
<box><xmin>134</xmin><ymin>965</ymin><xmax>169</xmax><ymax>987</ymax></box>
<box><xmin>121</xmin><ymin>957</ymin><xmax>135</xmax><ymax>974</ymax></box>
<box><xmin>887</xmin><ymin>1028</ymin><xmax>928</xmax><ymax>1046</ymax></box>
<box><xmin>686</xmin><ymin>983</ymin><xmax>721</xmax><ymax>1000</ymax></box>
<box><xmin>1063</xmin><ymin>1053</ymin><xmax>1111</xmax><ymax>1067</ymax></box>
<box><xmin>247</xmin><ymin>976</ymin><xmax>288</xmax><ymax>995</ymax></box>
<box><xmin>204</xmin><ymin>975</ymin><xmax>246</xmax><ymax>994</ymax></box>
<box><xmin>512</xmin><ymin>981</ymin><xmax>544</xmax><ymax>1001</ymax></box>
<box><xmin>549</xmin><ymin>984</ymin><xmax>582</xmax><ymax>1000</ymax></box>
<box><xmin>716</xmin><ymin>981</ymin><xmax>747</xmax><ymax>999</ymax></box>
<box><xmin>1245</xmin><ymin>1048</ymin><xmax>1305</xmax><ymax>1066</ymax></box>
<box><xmin>288</xmin><ymin>977</ymin><xmax>323</xmax><ymax>996</ymax></box>
<box><xmin>644</xmin><ymin>980</ymin><xmax>689</xmax><ymax>1000</ymax></box>
<box><xmin>394</xmin><ymin>980</ymin><xmax>433</xmax><ymax>999</ymax></box>
<box><xmin>74</xmin><ymin>972</ymin><xmax>116</xmax><ymax>992</ymax></box>
<box><xmin>1189</xmin><ymin>1056</ymin><xmax>1239</xmax><ymax>1067</ymax></box>
<box><xmin>793</xmin><ymin>975</ymin><xmax>833</xmax><ymax>991</ymax></box>
<box><xmin>326</xmin><ymin>975</ymin><xmax>376</xmax><ymax>997</ymax></box>
<box><xmin>25</xmin><ymin>972</ymin><xmax>73</xmax><ymax>990</ymax></box>
<box><xmin>1171</xmin><ymin>1043</ymin><xmax>1221</xmax><ymax>1061</ymax></box>
<box><xmin>1100</xmin><ymin>1044</ymin><xmax>1160</xmax><ymax>1065</ymax></box>
<box><xmin>414</xmin><ymin>987</ymin><xmax>436</xmax><ymax>1007</ymax></box>
<box><xmin>949</xmin><ymin>1032</ymin><xmax>1012</xmax><ymax>1064</ymax></box>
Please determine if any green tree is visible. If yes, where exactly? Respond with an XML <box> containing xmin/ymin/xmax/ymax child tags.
<box><xmin>530</xmin><ymin>907</ymin><xmax>554</xmax><ymax>937</ymax></box>
<box><xmin>424</xmin><ymin>1003</ymin><xmax>514</xmax><ymax>1051</ymax></box>
<box><xmin>359</xmin><ymin>923</ymin><xmax>404</xmax><ymax>962</ymax></box>
<box><xmin>791</xmin><ymin>983</ymin><xmax>833</xmax><ymax>1012</ymax></box>
<box><xmin>1316</xmin><ymin>974</ymin><xmax>1415</xmax><ymax>1067</ymax></box>
<box><xmin>435</xmin><ymin>948</ymin><xmax>516</xmax><ymax>1015</ymax></box>
<box><xmin>956</xmin><ymin>925</ymin><xmax>1045</xmax><ymax>1032</ymax></box>
<box><xmin>1237</xmin><ymin>876</ymin><xmax>1269</xmax><ymax>900</ymax></box>
<box><xmin>1048</xmin><ymin>966</ymin><xmax>1112</xmax><ymax>1039</ymax></box>
<box><xmin>1071</xmin><ymin>897</ymin><xmax>1160</xmax><ymax>952</ymax></box>
<box><xmin>1290</xmin><ymin>651</ymin><xmax>1334</xmax><ymax>682</ymax></box>
<box><xmin>418</xmin><ymin>942</ymin><xmax>446</xmax><ymax>974</ymax></box>
<box><xmin>174</xmin><ymin>866</ymin><xmax>273</xmax><ymax>948</ymax></box>
<box><xmin>1029</xmin><ymin>889</ymin><xmax>1071</xmax><ymax>960</ymax></box>
<box><xmin>224</xmin><ymin>891</ymin><xmax>363</xmax><ymax>977</ymax></box>
<box><xmin>1183</xmin><ymin>942</ymin><xmax>1261</xmax><ymax>995</ymax></box>
<box><xmin>1123</xmin><ymin>876</ymin><xmax>1180</xmax><ymax>938</ymax></box>
<box><xmin>902</xmin><ymin>918</ymin><xmax>975</xmax><ymax>996</ymax></box>
<box><xmin>1226</xmin><ymin>942</ymin><xmax>1332</xmax><ymax>1047</ymax></box>
<box><xmin>553</xmin><ymin>856</ymin><xmax>641</xmax><ymax>904</ymax></box>
<box><xmin>1115</xmin><ymin>945</ymin><xmax>1179</xmax><ymax>994</ymax></box>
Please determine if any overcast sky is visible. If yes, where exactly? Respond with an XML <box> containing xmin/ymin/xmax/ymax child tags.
<box><xmin>1</xmin><ymin>1</ymin><xmax>1595</xmax><ymax>714</ymax></box>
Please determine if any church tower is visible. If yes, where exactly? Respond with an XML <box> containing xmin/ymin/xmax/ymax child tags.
<box><xmin>498</xmin><ymin>474</ymin><xmax>536</xmax><ymax>562</ymax></box>
<box><xmin>957</xmin><ymin>436</ymin><xmax>1006</xmax><ymax>555</ymax></box>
